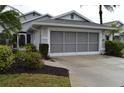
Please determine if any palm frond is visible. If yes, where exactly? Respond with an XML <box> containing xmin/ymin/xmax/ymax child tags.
<box><xmin>104</xmin><ymin>5</ymin><xmax>119</xmax><ymax>12</ymax></box>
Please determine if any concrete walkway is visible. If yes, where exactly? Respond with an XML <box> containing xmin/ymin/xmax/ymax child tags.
<box><xmin>45</xmin><ymin>55</ymin><xmax>124</xmax><ymax>87</ymax></box>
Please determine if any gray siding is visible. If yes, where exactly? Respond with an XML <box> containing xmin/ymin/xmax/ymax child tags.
<box><xmin>58</xmin><ymin>13</ymin><xmax>88</xmax><ymax>21</ymax></box>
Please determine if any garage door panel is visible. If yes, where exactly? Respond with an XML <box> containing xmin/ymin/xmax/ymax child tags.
<box><xmin>65</xmin><ymin>32</ymin><xmax>76</xmax><ymax>44</ymax></box>
<box><xmin>77</xmin><ymin>44</ymin><xmax>88</xmax><ymax>52</ymax></box>
<box><xmin>50</xmin><ymin>44</ymin><xmax>63</xmax><ymax>53</ymax></box>
<box><xmin>89</xmin><ymin>33</ymin><xmax>99</xmax><ymax>42</ymax></box>
<box><xmin>77</xmin><ymin>32</ymin><xmax>88</xmax><ymax>43</ymax></box>
<box><xmin>64</xmin><ymin>44</ymin><xmax>76</xmax><ymax>52</ymax></box>
<box><xmin>51</xmin><ymin>31</ymin><xmax>63</xmax><ymax>44</ymax></box>
<box><xmin>89</xmin><ymin>44</ymin><xmax>99</xmax><ymax>51</ymax></box>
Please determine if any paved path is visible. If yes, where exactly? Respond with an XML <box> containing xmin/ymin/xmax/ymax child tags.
<box><xmin>45</xmin><ymin>55</ymin><xmax>124</xmax><ymax>87</ymax></box>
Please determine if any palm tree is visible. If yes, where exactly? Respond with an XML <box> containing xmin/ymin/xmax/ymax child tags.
<box><xmin>0</xmin><ymin>5</ymin><xmax>22</xmax><ymax>45</ymax></box>
<box><xmin>99</xmin><ymin>5</ymin><xmax>118</xmax><ymax>24</ymax></box>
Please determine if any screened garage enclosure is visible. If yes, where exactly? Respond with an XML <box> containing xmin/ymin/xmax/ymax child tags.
<box><xmin>50</xmin><ymin>31</ymin><xmax>99</xmax><ymax>54</ymax></box>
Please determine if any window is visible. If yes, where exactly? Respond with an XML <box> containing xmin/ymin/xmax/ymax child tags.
<box><xmin>71</xmin><ymin>14</ymin><xmax>74</xmax><ymax>19</ymax></box>
<box><xmin>19</xmin><ymin>35</ymin><xmax>25</xmax><ymax>47</ymax></box>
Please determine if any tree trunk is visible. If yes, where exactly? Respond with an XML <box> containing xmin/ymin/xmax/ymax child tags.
<box><xmin>99</xmin><ymin>5</ymin><xmax>103</xmax><ymax>24</ymax></box>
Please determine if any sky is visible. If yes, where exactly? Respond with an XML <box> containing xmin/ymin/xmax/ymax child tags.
<box><xmin>12</xmin><ymin>5</ymin><xmax>123</xmax><ymax>24</ymax></box>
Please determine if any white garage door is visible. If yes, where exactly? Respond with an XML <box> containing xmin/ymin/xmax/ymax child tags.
<box><xmin>50</xmin><ymin>31</ymin><xmax>99</xmax><ymax>53</ymax></box>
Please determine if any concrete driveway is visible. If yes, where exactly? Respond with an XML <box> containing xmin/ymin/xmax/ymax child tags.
<box><xmin>45</xmin><ymin>55</ymin><xmax>124</xmax><ymax>87</ymax></box>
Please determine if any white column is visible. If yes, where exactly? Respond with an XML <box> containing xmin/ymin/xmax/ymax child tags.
<box><xmin>17</xmin><ymin>34</ymin><xmax>19</xmax><ymax>49</ymax></box>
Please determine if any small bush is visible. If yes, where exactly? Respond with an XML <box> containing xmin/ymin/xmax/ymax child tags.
<box><xmin>24</xmin><ymin>44</ymin><xmax>37</xmax><ymax>52</ymax></box>
<box><xmin>105</xmin><ymin>41</ymin><xmax>124</xmax><ymax>57</ymax></box>
<box><xmin>39</xmin><ymin>44</ymin><xmax>49</xmax><ymax>59</ymax></box>
<box><xmin>14</xmin><ymin>51</ymin><xmax>43</xmax><ymax>69</ymax></box>
<box><xmin>0</xmin><ymin>45</ymin><xmax>14</xmax><ymax>71</ymax></box>
<box><xmin>12</xmin><ymin>48</ymin><xmax>19</xmax><ymax>54</ymax></box>
<box><xmin>121</xmin><ymin>49</ymin><xmax>124</xmax><ymax>58</ymax></box>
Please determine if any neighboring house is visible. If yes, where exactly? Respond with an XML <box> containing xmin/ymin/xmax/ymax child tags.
<box><xmin>104</xmin><ymin>21</ymin><xmax>124</xmax><ymax>42</ymax></box>
<box><xmin>0</xmin><ymin>10</ymin><xmax>115</xmax><ymax>56</ymax></box>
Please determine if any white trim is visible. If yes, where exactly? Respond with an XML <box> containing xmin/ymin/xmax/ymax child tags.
<box><xmin>48</xmin><ymin>28</ymin><xmax>50</xmax><ymax>53</ymax></box>
<box><xmin>52</xmin><ymin>10</ymin><xmax>93</xmax><ymax>22</ymax></box>
<box><xmin>88</xmin><ymin>32</ymin><xmax>89</xmax><ymax>51</ymax></box>
<box><xmin>49</xmin><ymin>51</ymin><xmax>100</xmax><ymax>57</ymax></box>
<box><xmin>76</xmin><ymin>32</ymin><xmax>77</xmax><ymax>52</ymax></box>
<box><xmin>32</xmin><ymin>22</ymin><xmax>116</xmax><ymax>30</ymax></box>
<box><xmin>99</xmin><ymin>31</ymin><xmax>102</xmax><ymax>52</ymax></box>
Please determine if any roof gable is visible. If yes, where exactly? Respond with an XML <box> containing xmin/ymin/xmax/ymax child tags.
<box><xmin>20</xmin><ymin>11</ymin><xmax>42</xmax><ymax>23</ymax></box>
<box><xmin>20</xmin><ymin>11</ymin><xmax>41</xmax><ymax>17</ymax></box>
<box><xmin>22</xmin><ymin>14</ymin><xmax>53</xmax><ymax>24</ymax></box>
<box><xmin>104</xmin><ymin>21</ymin><xmax>124</xmax><ymax>27</ymax></box>
<box><xmin>53</xmin><ymin>10</ymin><xmax>92</xmax><ymax>22</ymax></box>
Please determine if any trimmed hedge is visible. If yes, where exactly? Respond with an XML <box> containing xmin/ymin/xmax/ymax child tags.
<box><xmin>0</xmin><ymin>45</ymin><xmax>14</xmax><ymax>71</ymax></box>
<box><xmin>14</xmin><ymin>51</ymin><xmax>43</xmax><ymax>69</ymax></box>
<box><xmin>39</xmin><ymin>44</ymin><xmax>49</xmax><ymax>59</ymax></box>
<box><xmin>105</xmin><ymin>41</ymin><xmax>124</xmax><ymax>57</ymax></box>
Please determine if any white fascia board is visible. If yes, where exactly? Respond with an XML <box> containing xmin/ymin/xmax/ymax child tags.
<box><xmin>52</xmin><ymin>10</ymin><xmax>93</xmax><ymax>22</ymax></box>
<box><xmin>32</xmin><ymin>22</ymin><xmax>117</xmax><ymax>30</ymax></box>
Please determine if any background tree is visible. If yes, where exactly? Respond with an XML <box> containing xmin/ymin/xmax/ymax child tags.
<box><xmin>0</xmin><ymin>5</ymin><xmax>22</xmax><ymax>45</ymax></box>
<box><xmin>80</xmin><ymin>5</ymin><xmax>119</xmax><ymax>24</ymax></box>
<box><xmin>99</xmin><ymin>5</ymin><xmax>118</xmax><ymax>24</ymax></box>
<box><xmin>111</xmin><ymin>22</ymin><xmax>121</xmax><ymax>40</ymax></box>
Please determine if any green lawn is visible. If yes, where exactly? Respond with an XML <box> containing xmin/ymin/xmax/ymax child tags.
<box><xmin>0</xmin><ymin>73</ymin><xmax>71</xmax><ymax>87</ymax></box>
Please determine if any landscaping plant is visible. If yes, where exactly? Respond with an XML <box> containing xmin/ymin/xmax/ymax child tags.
<box><xmin>24</xmin><ymin>44</ymin><xmax>37</xmax><ymax>52</ymax></box>
<box><xmin>105</xmin><ymin>40</ymin><xmax>124</xmax><ymax>57</ymax></box>
<box><xmin>14</xmin><ymin>51</ymin><xmax>43</xmax><ymax>69</ymax></box>
<box><xmin>0</xmin><ymin>45</ymin><xmax>14</xmax><ymax>71</ymax></box>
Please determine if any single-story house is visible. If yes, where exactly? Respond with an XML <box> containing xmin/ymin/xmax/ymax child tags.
<box><xmin>104</xmin><ymin>21</ymin><xmax>124</xmax><ymax>42</ymax></box>
<box><xmin>1</xmin><ymin>10</ymin><xmax>116</xmax><ymax>56</ymax></box>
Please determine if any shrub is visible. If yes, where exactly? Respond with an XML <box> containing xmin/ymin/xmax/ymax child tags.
<box><xmin>0</xmin><ymin>45</ymin><xmax>14</xmax><ymax>71</ymax></box>
<box><xmin>39</xmin><ymin>44</ymin><xmax>49</xmax><ymax>59</ymax></box>
<box><xmin>12</xmin><ymin>48</ymin><xmax>19</xmax><ymax>54</ymax></box>
<box><xmin>24</xmin><ymin>44</ymin><xmax>37</xmax><ymax>52</ymax></box>
<box><xmin>121</xmin><ymin>49</ymin><xmax>124</xmax><ymax>58</ymax></box>
<box><xmin>105</xmin><ymin>41</ymin><xmax>124</xmax><ymax>57</ymax></box>
<box><xmin>14</xmin><ymin>51</ymin><xmax>43</xmax><ymax>69</ymax></box>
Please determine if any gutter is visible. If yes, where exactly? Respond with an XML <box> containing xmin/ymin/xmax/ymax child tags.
<box><xmin>32</xmin><ymin>22</ymin><xmax>117</xmax><ymax>30</ymax></box>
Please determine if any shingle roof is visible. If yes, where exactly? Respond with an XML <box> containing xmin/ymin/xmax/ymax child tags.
<box><xmin>38</xmin><ymin>19</ymin><xmax>111</xmax><ymax>28</ymax></box>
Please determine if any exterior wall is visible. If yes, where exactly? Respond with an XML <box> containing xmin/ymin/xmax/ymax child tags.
<box><xmin>32</xmin><ymin>30</ymin><xmax>40</xmax><ymax>50</ymax></box>
<box><xmin>58</xmin><ymin>14</ymin><xmax>87</xmax><ymax>21</ymax></box>
<box><xmin>31</xmin><ymin>27</ymin><xmax>49</xmax><ymax>50</ymax></box>
<box><xmin>32</xmin><ymin>26</ymin><xmax>105</xmax><ymax>56</ymax></box>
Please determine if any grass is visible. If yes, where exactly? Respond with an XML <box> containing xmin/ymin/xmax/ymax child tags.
<box><xmin>0</xmin><ymin>73</ymin><xmax>71</xmax><ymax>87</ymax></box>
